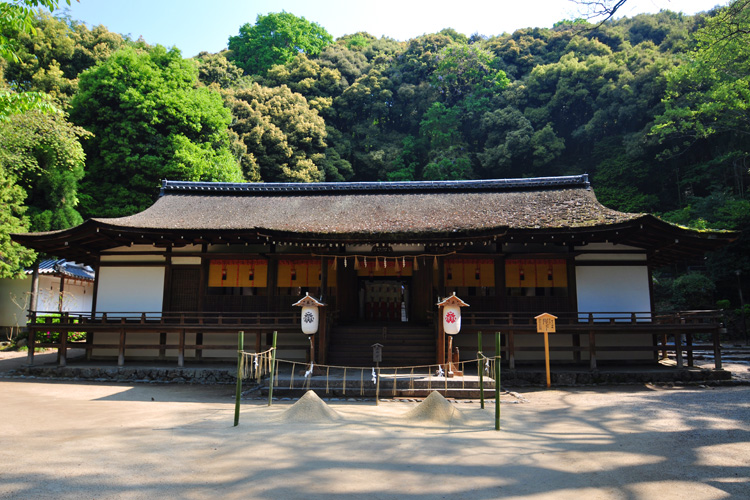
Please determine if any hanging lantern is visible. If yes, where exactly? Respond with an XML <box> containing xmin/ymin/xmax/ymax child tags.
<box><xmin>436</xmin><ymin>293</ymin><xmax>469</xmax><ymax>336</ymax></box>
<box><xmin>293</xmin><ymin>293</ymin><xmax>326</xmax><ymax>335</ymax></box>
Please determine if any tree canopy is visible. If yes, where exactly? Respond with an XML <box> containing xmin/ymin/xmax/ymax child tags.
<box><xmin>228</xmin><ymin>11</ymin><xmax>333</xmax><ymax>77</ymax></box>
<box><xmin>71</xmin><ymin>45</ymin><xmax>243</xmax><ymax>217</ymax></box>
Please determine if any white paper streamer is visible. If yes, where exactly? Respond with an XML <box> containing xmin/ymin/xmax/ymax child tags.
<box><xmin>371</xmin><ymin>367</ymin><xmax>377</xmax><ymax>384</ymax></box>
<box><xmin>437</xmin><ymin>366</ymin><xmax>444</xmax><ymax>378</ymax></box>
<box><xmin>305</xmin><ymin>362</ymin><xmax>314</xmax><ymax>378</ymax></box>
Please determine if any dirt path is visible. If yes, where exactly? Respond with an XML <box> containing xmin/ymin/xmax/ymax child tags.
<box><xmin>1</xmin><ymin>380</ymin><xmax>747</xmax><ymax>499</ymax></box>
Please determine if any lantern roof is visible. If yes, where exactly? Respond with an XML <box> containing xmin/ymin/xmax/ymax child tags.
<box><xmin>292</xmin><ymin>292</ymin><xmax>326</xmax><ymax>308</ymax></box>
<box><xmin>436</xmin><ymin>292</ymin><xmax>470</xmax><ymax>308</ymax></box>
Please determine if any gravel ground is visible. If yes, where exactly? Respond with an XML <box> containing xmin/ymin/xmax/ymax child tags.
<box><xmin>1</xmin><ymin>380</ymin><xmax>748</xmax><ymax>499</ymax></box>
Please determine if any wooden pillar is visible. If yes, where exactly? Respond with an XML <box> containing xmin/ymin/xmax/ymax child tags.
<box><xmin>494</xmin><ymin>255</ymin><xmax>505</xmax><ymax>311</ymax></box>
<box><xmin>58</xmin><ymin>327</ymin><xmax>68</xmax><ymax>367</ymax></box>
<box><xmin>161</xmin><ymin>249</ymin><xmax>173</xmax><ymax>312</ymax></box>
<box><xmin>86</xmin><ymin>258</ymin><xmax>100</xmax><ymax>361</ymax></box>
<box><xmin>58</xmin><ymin>275</ymin><xmax>65</xmax><ymax>313</ymax></box>
<box><xmin>713</xmin><ymin>325</ymin><xmax>722</xmax><ymax>370</ymax></box>
<box><xmin>178</xmin><ymin>328</ymin><xmax>185</xmax><ymax>367</ymax></box>
<box><xmin>196</xmin><ymin>332</ymin><xmax>203</xmax><ymax>360</ymax></box>
<box><xmin>267</xmin><ymin>256</ymin><xmax>278</xmax><ymax>312</ymax></box>
<box><xmin>27</xmin><ymin>261</ymin><xmax>40</xmax><ymax>366</ymax></box>
<box><xmin>318</xmin><ymin>305</ymin><xmax>327</xmax><ymax>365</ymax></box>
<box><xmin>437</xmin><ymin>257</ymin><xmax>446</xmax><ymax>299</ymax></box>
<box><xmin>319</xmin><ymin>258</ymin><xmax>328</xmax><ymax>365</ymax></box>
<box><xmin>437</xmin><ymin>306</ymin><xmax>445</xmax><ymax>366</ymax></box>
<box><xmin>589</xmin><ymin>329</ymin><xmax>597</xmax><ymax>370</ymax></box>
<box><xmin>197</xmin><ymin>246</ymin><xmax>208</xmax><ymax>360</ymax></box>
<box><xmin>508</xmin><ymin>314</ymin><xmax>515</xmax><ymax>369</ymax></box>
<box><xmin>118</xmin><ymin>321</ymin><xmax>126</xmax><ymax>367</ymax></box>
<box><xmin>56</xmin><ymin>275</ymin><xmax>65</xmax><ymax>366</ymax></box>
<box><xmin>29</xmin><ymin>260</ymin><xmax>40</xmax><ymax>315</ymax></box>
<box><xmin>588</xmin><ymin>313</ymin><xmax>597</xmax><ymax>370</ymax></box>
<box><xmin>158</xmin><ymin>332</ymin><xmax>167</xmax><ymax>360</ymax></box>
<box><xmin>675</xmin><ymin>328</ymin><xmax>683</xmax><ymax>369</ymax></box>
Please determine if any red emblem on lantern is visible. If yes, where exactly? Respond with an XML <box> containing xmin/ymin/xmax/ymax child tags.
<box><xmin>445</xmin><ymin>311</ymin><xmax>457</xmax><ymax>324</ymax></box>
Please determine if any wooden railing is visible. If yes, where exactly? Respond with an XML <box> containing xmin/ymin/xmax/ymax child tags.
<box><xmin>24</xmin><ymin>309</ymin><xmax>723</xmax><ymax>371</ymax></box>
<box><xmin>25</xmin><ymin>310</ymin><xmax>307</xmax><ymax>368</ymax></box>
<box><xmin>457</xmin><ymin>310</ymin><xmax>723</xmax><ymax>370</ymax></box>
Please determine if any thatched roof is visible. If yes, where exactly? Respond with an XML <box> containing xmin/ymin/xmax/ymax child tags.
<box><xmin>105</xmin><ymin>175</ymin><xmax>636</xmax><ymax>234</ymax></box>
<box><xmin>12</xmin><ymin>175</ymin><xmax>736</xmax><ymax>264</ymax></box>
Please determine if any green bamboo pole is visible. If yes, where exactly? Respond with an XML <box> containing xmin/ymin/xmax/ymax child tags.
<box><xmin>268</xmin><ymin>331</ymin><xmax>277</xmax><ymax>407</ymax></box>
<box><xmin>495</xmin><ymin>331</ymin><xmax>501</xmax><ymax>431</ymax></box>
<box><xmin>478</xmin><ymin>331</ymin><xmax>485</xmax><ymax>409</ymax></box>
<box><xmin>233</xmin><ymin>331</ymin><xmax>244</xmax><ymax>427</ymax></box>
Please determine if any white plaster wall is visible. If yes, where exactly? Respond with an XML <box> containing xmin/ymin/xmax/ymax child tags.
<box><xmin>576</xmin><ymin>265</ymin><xmax>653</xmax><ymax>361</ymax></box>
<box><xmin>1</xmin><ymin>276</ymin><xmax>94</xmax><ymax>329</ymax></box>
<box><xmin>96</xmin><ymin>266</ymin><xmax>165</xmax><ymax>316</ymax></box>
<box><xmin>0</xmin><ymin>278</ymin><xmax>31</xmax><ymax>329</ymax></box>
<box><xmin>576</xmin><ymin>266</ymin><xmax>651</xmax><ymax>315</ymax></box>
<box><xmin>36</xmin><ymin>277</ymin><xmax>93</xmax><ymax>313</ymax></box>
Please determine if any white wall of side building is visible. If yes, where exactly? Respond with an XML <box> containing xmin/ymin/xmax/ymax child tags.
<box><xmin>0</xmin><ymin>278</ymin><xmax>31</xmax><ymax>331</ymax></box>
<box><xmin>575</xmin><ymin>265</ymin><xmax>651</xmax><ymax>315</ymax></box>
<box><xmin>575</xmin><ymin>263</ymin><xmax>653</xmax><ymax>361</ymax></box>
<box><xmin>1</xmin><ymin>276</ymin><xmax>93</xmax><ymax>332</ymax></box>
<box><xmin>96</xmin><ymin>266</ymin><xmax>165</xmax><ymax>316</ymax></box>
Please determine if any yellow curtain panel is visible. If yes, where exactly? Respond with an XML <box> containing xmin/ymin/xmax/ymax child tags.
<box><xmin>505</xmin><ymin>259</ymin><xmax>567</xmax><ymax>288</ymax></box>
<box><xmin>277</xmin><ymin>259</ymin><xmax>337</xmax><ymax>287</ymax></box>
<box><xmin>445</xmin><ymin>259</ymin><xmax>495</xmax><ymax>287</ymax></box>
<box><xmin>208</xmin><ymin>259</ymin><xmax>268</xmax><ymax>287</ymax></box>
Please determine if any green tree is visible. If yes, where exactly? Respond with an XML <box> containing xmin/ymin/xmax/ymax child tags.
<box><xmin>194</xmin><ymin>51</ymin><xmax>247</xmax><ymax>89</ymax></box>
<box><xmin>230</xmin><ymin>82</ymin><xmax>328</xmax><ymax>182</ymax></box>
<box><xmin>0</xmin><ymin>0</ymin><xmax>70</xmax><ymax>119</ymax></box>
<box><xmin>0</xmin><ymin>162</ymin><xmax>34</xmax><ymax>278</ymax></box>
<box><xmin>263</xmin><ymin>54</ymin><xmax>344</xmax><ymax>117</ymax></box>
<box><xmin>228</xmin><ymin>11</ymin><xmax>333</xmax><ymax>77</ymax></box>
<box><xmin>71</xmin><ymin>45</ymin><xmax>243</xmax><ymax>217</ymax></box>
<box><xmin>2</xmin><ymin>11</ymin><xmax>126</xmax><ymax>107</ymax></box>
<box><xmin>0</xmin><ymin>109</ymin><xmax>89</xmax><ymax>231</ymax></box>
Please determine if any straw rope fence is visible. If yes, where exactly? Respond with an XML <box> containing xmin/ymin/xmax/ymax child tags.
<box><xmin>238</xmin><ymin>353</ymin><xmax>499</xmax><ymax>398</ymax></box>
<box><xmin>234</xmin><ymin>330</ymin><xmax>504</xmax><ymax>430</ymax></box>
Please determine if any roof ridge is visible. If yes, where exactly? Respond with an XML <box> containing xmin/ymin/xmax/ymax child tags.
<box><xmin>159</xmin><ymin>175</ymin><xmax>590</xmax><ymax>196</ymax></box>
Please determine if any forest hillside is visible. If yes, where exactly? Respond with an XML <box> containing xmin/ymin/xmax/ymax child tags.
<box><xmin>1</xmin><ymin>1</ymin><xmax>748</xmax><ymax>317</ymax></box>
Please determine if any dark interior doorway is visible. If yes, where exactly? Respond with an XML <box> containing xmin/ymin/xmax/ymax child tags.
<box><xmin>358</xmin><ymin>278</ymin><xmax>409</xmax><ymax>322</ymax></box>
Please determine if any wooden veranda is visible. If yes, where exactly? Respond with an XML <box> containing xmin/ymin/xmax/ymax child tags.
<box><xmin>25</xmin><ymin>309</ymin><xmax>724</xmax><ymax>371</ymax></box>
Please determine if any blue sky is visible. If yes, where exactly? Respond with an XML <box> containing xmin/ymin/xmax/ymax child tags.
<box><xmin>56</xmin><ymin>0</ymin><xmax>725</xmax><ymax>58</ymax></box>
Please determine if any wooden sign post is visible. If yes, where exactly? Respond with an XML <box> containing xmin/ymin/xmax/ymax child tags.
<box><xmin>535</xmin><ymin>313</ymin><xmax>557</xmax><ymax>388</ymax></box>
